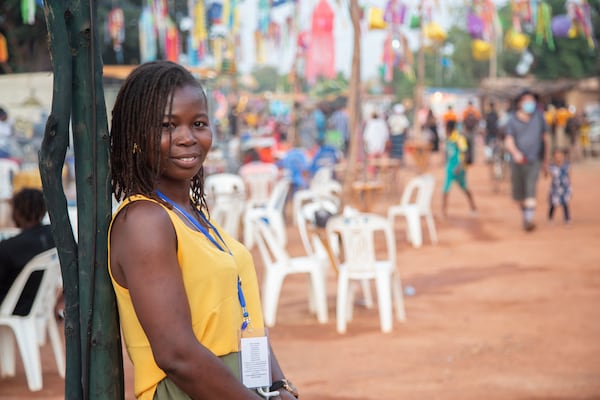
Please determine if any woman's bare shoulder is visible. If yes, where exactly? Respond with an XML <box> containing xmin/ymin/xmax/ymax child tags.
<box><xmin>111</xmin><ymin>199</ymin><xmax>175</xmax><ymax>244</ymax></box>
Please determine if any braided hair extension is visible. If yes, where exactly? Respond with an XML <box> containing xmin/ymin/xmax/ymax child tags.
<box><xmin>110</xmin><ymin>61</ymin><xmax>210</xmax><ymax>214</ymax></box>
<box><xmin>11</xmin><ymin>188</ymin><xmax>47</xmax><ymax>225</ymax></box>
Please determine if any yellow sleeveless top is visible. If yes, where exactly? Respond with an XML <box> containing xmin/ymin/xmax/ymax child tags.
<box><xmin>108</xmin><ymin>195</ymin><xmax>265</xmax><ymax>400</ymax></box>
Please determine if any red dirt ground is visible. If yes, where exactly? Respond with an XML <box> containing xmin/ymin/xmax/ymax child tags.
<box><xmin>2</xmin><ymin>153</ymin><xmax>600</xmax><ymax>400</ymax></box>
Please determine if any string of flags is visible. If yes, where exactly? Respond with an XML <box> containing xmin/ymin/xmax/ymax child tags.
<box><xmin>10</xmin><ymin>0</ymin><xmax>597</xmax><ymax>80</ymax></box>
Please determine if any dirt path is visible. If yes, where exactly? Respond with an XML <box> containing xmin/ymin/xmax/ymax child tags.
<box><xmin>2</xmin><ymin>157</ymin><xmax>600</xmax><ymax>400</ymax></box>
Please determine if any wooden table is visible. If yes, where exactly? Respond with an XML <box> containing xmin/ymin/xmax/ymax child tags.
<box><xmin>404</xmin><ymin>140</ymin><xmax>432</xmax><ymax>173</ymax></box>
<box><xmin>367</xmin><ymin>157</ymin><xmax>401</xmax><ymax>193</ymax></box>
<box><xmin>351</xmin><ymin>180</ymin><xmax>384</xmax><ymax>212</ymax></box>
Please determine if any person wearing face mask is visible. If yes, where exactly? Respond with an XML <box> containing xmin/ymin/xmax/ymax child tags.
<box><xmin>504</xmin><ymin>90</ymin><xmax>550</xmax><ymax>232</ymax></box>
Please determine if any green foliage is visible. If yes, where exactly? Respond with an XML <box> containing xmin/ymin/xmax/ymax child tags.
<box><xmin>438</xmin><ymin>27</ymin><xmax>490</xmax><ymax>88</ymax></box>
<box><xmin>389</xmin><ymin>69</ymin><xmax>416</xmax><ymax>102</ymax></box>
<box><xmin>499</xmin><ymin>50</ymin><xmax>522</xmax><ymax>77</ymax></box>
<box><xmin>530</xmin><ymin>35</ymin><xmax>598</xmax><ymax>79</ymax></box>
<box><xmin>251</xmin><ymin>66</ymin><xmax>280</xmax><ymax>93</ymax></box>
<box><xmin>309</xmin><ymin>73</ymin><xmax>349</xmax><ymax>99</ymax></box>
<box><xmin>529</xmin><ymin>0</ymin><xmax>599</xmax><ymax>80</ymax></box>
<box><xmin>498</xmin><ymin>0</ymin><xmax>600</xmax><ymax>80</ymax></box>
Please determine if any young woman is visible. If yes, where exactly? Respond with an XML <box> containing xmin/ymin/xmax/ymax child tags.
<box><xmin>109</xmin><ymin>61</ymin><xmax>297</xmax><ymax>400</ymax></box>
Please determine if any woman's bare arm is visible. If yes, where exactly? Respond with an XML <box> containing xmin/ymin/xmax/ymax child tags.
<box><xmin>110</xmin><ymin>201</ymin><xmax>261</xmax><ymax>399</ymax></box>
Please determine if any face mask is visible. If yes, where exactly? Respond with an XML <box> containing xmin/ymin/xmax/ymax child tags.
<box><xmin>521</xmin><ymin>101</ymin><xmax>536</xmax><ymax>114</ymax></box>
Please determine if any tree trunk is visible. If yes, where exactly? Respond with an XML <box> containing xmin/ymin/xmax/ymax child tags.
<box><xmin>343</xmin><ymin>0</ymin><xmax>362</xmax><ymax>200</ymax></box>
<box><xmin>41</xmin><ymin>1</ymin><xmax>124</xmax><ymax>399</ymax></box>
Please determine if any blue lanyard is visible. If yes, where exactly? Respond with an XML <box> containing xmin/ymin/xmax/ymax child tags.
<box><xmin>155</xmin><ymin>190</ymin><xmax>229</xmax><ymax>254</ymax></box>
<box><xmin>237</xmin><ymin>277</ymin><xmax>250</xmax><ymax>331</ymax></box>
<box><xmin>155</xmin><ymin>190</ymin><xmax>250</xmax><ymax>331</ymax></box>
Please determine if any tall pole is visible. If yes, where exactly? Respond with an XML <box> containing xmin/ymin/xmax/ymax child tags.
<box><xmin>412</xmin><ymin>2</ymin><xmax>425</xmax><ymax>139</ymax></box>
<box><xmin>343</xmin><ymin>0</ymin><xmax>362</xmax><ymax>196</ymax></box>
<box><xmin>489</xmin><ymin>40</ymin><xmax>497</xmax><ymax>78</ymax></box>
<box><xmin>488</xmin><ymin>0</ymin><xmax>498</xmax><ymax>78</ymax></box>
<box><xmin>41</xmin><ymin>1</ymin><xmax>124</xmax><ymax>398</ymax></box>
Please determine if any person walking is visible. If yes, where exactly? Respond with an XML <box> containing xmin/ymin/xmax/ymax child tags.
<box><xmin>363</xmin><ymin>111</ymin><xmax>390</xmax><ymax>178</ymax></box>
<box><xmin>109</xmin><ymin>61</ymin><xmax>298</xmax><ymax>400</ymax></box>
<box><xmin>548</xmin><ymin>148</ymin><xmax>572</xmax><ymax>223</ymax></box>
<box><xmin>442</xmin><ymin>120</ymin><xmax>477</xmax><ymax>217</ymax></box>
<box><xmin>484</xmin><ymin>101</ymin><xmax>499</xmax><ymax>161</ymax></box>
<box><xmin>504</xmin><ymin>89</ymin><xmax>550</xmax><ymax>232</ymax></box>
<box><xmin>461</xmin><ymin>100</ymin><xmax>481</xmax><ymax>165</ymax></box>
<box><xmin>387</xmin><ymin>104</ymin><xmax>409</xmax><ymax>162</ymax></box>
<box><xmin>424</xmin><ymin>108</ymin><xmax>440</xmax><ymax>152</ymax></box>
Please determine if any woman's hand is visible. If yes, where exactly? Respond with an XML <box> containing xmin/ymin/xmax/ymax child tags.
<box><xmin>275</xmin><ymin>389</ymin><xmax>298</xmax><ymax>400</ymax></box>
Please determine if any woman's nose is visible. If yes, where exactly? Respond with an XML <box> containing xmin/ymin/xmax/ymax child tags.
<box><xmin>173</xmin><ymin>125</ymin><xmax>196</xmax><ymax>144</ymax></box>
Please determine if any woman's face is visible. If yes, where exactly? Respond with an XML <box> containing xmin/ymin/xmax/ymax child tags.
<box><xmin>156</xmin><ymin>84</ymin><xmax>212</xmax><ymax>184</ymax></box>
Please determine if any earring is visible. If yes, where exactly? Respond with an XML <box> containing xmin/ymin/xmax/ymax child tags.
<box><xmin>132</xmin><ymin>143</ymin><xmax>140</xmax><ymax>154</ymax></box>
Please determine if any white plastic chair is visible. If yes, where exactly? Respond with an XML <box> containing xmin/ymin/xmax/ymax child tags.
<box><xmin>239</xmin><ymin>162</ymin><xmax>279</xmax><ymax>209</ymax></box>
<box><xmin>387</xmin><ymin>173</ymin><xmax>438</xmax><ymax>248</ymax></box>
<box><xmin>205</xmin><ymin>173</ymin><xmax>246</xmax><ymax>240</ymax></box>
<box><xmin>205</xmin><ymin>173</ymin><xmax>246</xmax><ymax>203</ymax></box>
<box><xmin>252</xmin><ymin>217</ymin><xmax>328</xmax><ymax>327</ymax></box>
<box><xmin>326</xmin><ymin>214</ymin><xmax>406</xmax><ymax>334</ymax></box>
<box><xmin>296</xmin><ymin>199</ymin><xmax>339</xmax><ymax>261</ymax></box>
<box><xmin>0</xmin><ymin>159</ymin><xmax>19</xmax><ymax>227</ymax></box>
<box><xmin>243</xmin><ymin>178</ymin><xmax>290</xmax><ymax>249</ymax></box>
<box><xmin>292</xmin><ymin>167</ymin><xmax>342</xmax><ymax>226</ymax></box>
<box><xmin>0</xmin><ymin>248</ymin><xmax>65</xmax><ymax>391</ymax></box>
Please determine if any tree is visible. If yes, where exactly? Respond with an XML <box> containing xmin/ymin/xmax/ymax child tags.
<box><xmin>442</xmin><ymin>27</ymin><xmax>490</xmax><ymax>88</ymax></box>
<box><xmin>528</xmin><ymin>0</ymin><xmax>599</xmax><ymax>80</ymax></box>
<box><xmin>497</xmin><ymin>0</ymin><xmax>599</xmax><ymax>80</ymax></box>
<box><xmin>251</xmin><ymin>65</ymin><xmax>280</xmax><ymax>93</ymax></box>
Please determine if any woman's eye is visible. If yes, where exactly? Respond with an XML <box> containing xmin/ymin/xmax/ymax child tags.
<box><xmin>162</xmin><ymin>121</ymin><xmax>175</xmax><ymax>130</ymax></box>
<box><xmin>194</xmin><ymin>121</ymin><xmax>208</xmax><ymax>128</ymax></box>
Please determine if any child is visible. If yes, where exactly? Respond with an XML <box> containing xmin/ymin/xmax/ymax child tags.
<box><xmin>548</xmin><ymin>148</ymin><xmax>571</xmax><ymax>223</ymax></box>
<box><xmin>442</xmin><ymin>120</ymin><xmax>477</xmax><ymax>217</ymax></box>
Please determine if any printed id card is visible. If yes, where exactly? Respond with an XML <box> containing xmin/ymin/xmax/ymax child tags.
<box><xmin>239</xmin><ymin>328</ymin><xmax>271</xmax><ymax>389</ymax></box>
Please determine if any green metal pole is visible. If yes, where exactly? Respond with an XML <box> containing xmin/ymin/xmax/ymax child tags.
<box><xmin>41</xmin><ymin>0</ymin><xmax>124</xmax><ymax>398</ymax></box>
<box><xmin>67</xmin><ymin>0</ymin><xmax>123</xmax><ymax>398</ymax></box>
<box><xmin>40</xmin><ymin>2</ymin><xmax>82</xmax><ymax>399</ymax></box>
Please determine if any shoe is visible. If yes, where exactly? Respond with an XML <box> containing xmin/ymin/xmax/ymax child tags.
<box><xmin>524</xmin><ymin>221</ymin><xmax>536</xmax><ymax>232</ymax></box>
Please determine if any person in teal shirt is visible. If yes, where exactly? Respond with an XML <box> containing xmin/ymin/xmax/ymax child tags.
<box><xmin>442</xmin><ymin>120</ymin><xmax>477</xmax><ymax>217</ymax></box>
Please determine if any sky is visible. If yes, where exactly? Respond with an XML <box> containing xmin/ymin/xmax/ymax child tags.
<box><xmin>236</xmin><ymin>0</ymin><xmax>509</xmax><ymax>79</ymax></box>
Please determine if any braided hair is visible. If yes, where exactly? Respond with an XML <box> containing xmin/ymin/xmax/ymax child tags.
<box><xmin>11</xmin><ymin>188</ymin><xmax>47</xmax><ymax>225</ymax></box>
<box><xmin>110</xmin><ymin>61</ymin><xmax>209</xmax><ymax>213</ymax></box>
